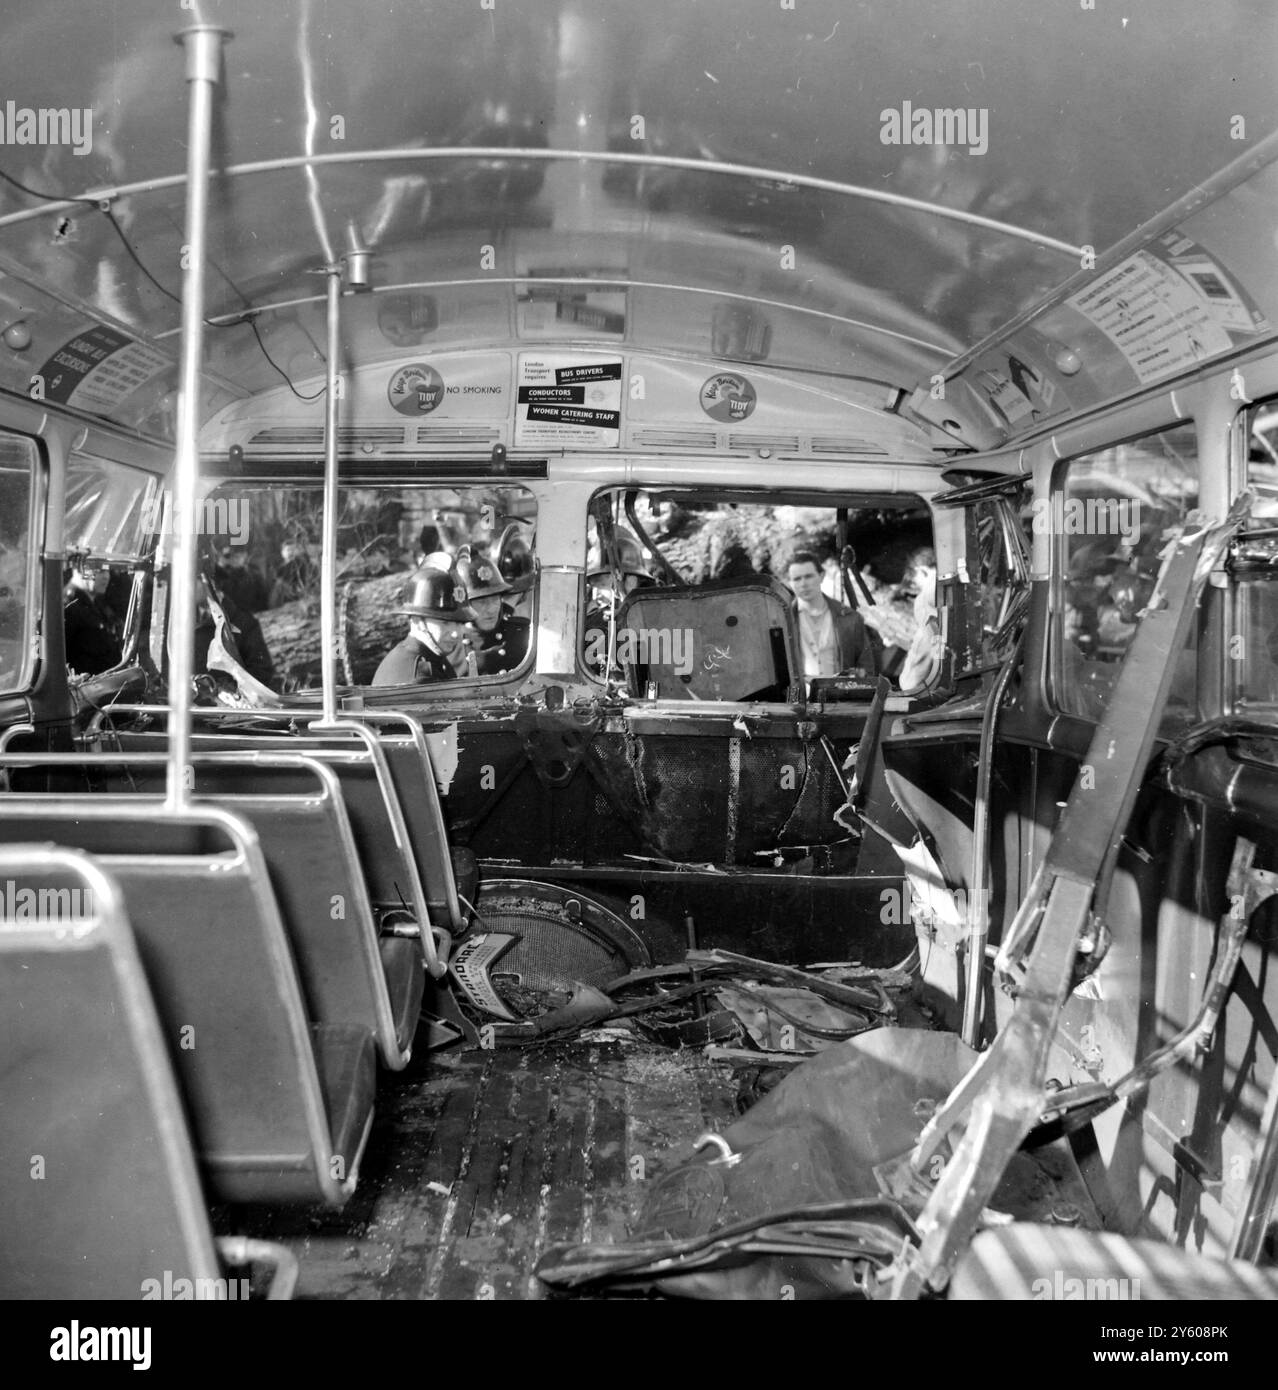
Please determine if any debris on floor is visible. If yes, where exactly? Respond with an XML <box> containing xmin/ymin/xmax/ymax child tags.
<box><xmin>443</xmin><ymin>924</ymin><xmax>912</xmax><ymax>1063</ymax></box>
<box><xmin>535</xmin><ymin>1027</ymin><xmax>1099</xmax><ymax>1300</ymax></box>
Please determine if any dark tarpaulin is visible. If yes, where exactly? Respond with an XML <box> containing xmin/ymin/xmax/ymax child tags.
<box><xmin>536</xmin><ymin>1027</ymin><xmax>977</xmax><ymax>1298</ymax></box>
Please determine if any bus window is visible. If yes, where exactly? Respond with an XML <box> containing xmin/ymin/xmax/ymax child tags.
<box><xmin>0</xmin><ymin>437</ymin><xmax>37</xmax><ymax>694</ymax></box>
<box><xmin>65</xmin><ymin>453</ymin><xmax>160</xmax><ymax>562</ymax></box>
<box><xmin>581</xmin><ymin>488</ymin><xmax>932</xmax><ymax>699</ymax></box>
<box><xmin>204</xmin><ymin>480</ymin><xmax>537</xmax><ymax>692</ymax></box>
<box><xmin>1054</xmin><ymin>423</ymin><xmax>1199</xmax><ymax>727</ymax></box>
<box><xmin>954</xmin><ymin>489</ymin><xmax>1031</xmax><ymax>679</ymax></box>
<box><xmin>1232</xmin><ymin>399</ymin><xmax>1278</xmax><ymax>707</ymax></box>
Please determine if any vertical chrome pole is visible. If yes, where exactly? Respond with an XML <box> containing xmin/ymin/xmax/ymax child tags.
<box><xmin>320</xmin><ymin>264</ymin><xmax>341</xmax><ymax>724</ymax></box>
<box><xmin>166</xmin><ymin>25</ymin><xmax>228</xmax><ymax>810</ymax></box>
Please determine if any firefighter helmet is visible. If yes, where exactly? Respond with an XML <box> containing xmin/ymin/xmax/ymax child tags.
<box><xmin>395</xmin><ymin>565</ymin><xmax>476</xmax><ymax>620</ymax></box>
<box><xmin>495</xmin><ymin>523</ymin><xmax>535</xmax><ymax>593</ymax></box>
<box><xmin>455</xmin><ymin>552</ymin><xmax>510</xmax><ymax>599</ymax></box>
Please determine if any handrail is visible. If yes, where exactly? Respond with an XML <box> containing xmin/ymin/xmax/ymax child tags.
<box><xmin>165</xmin><ymin>25</ymin><xmax>230</xmax><ymax>811</ymax></box>
<box><xmin>319</xmin><ymin>265</ymin><xmax>341</xmax><ymax>723</ymax></box>
<box><xmin>0</xmin><ymin>147</ymin><xmax>1086</xmax><ymax>257</ymax></box>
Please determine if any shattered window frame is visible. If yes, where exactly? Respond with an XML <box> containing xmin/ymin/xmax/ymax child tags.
<box><xmin>201</xmin><ymin>478</ymin><xmax>539</xmax><ymax>693</ymax></box>
<box><xmin>956</xmin><ymin>489</ymin><xmax>1031</xmax><ymax>678</ymax></box>
<box><xmin>64</xmin><ymin>452</ymin><xmax>161</xmax><ymax>563</ymax></box>
<box><xmin>1230</xmin><ymin>397</ymin><xmax>1278</xmax><ymax>710</ymax></box>
<box><xmin>1050</xmin><ymin>421</ymin><xmax>1200</xmax><ymax>730</ymax></box>
<box><xmin>578</xmin><ymin>484</ymin><xmax>935</xmax><ymax>699</ymax></box>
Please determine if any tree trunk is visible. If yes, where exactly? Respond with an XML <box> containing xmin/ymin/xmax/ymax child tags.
<box><xmin>257</xmin><ymin>572</ymin><xmax>409</xmax><ymax>690</ymax></box>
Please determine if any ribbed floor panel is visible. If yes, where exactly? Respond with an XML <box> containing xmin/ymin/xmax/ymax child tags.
<box><xmin>216</xmin><ymin>1040</ymin><xmax>741</xmax><ymax>1300</ymax></box>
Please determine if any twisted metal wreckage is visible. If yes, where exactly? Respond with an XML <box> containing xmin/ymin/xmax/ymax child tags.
<box><xmin>0</xmin><ymin>0</ymin><xmax>1277</xmax><ymax>1302</ymax></box>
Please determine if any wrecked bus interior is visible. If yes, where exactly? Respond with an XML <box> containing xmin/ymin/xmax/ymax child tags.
<box><xmin>2</xmin><ymin>0</ymin><xmax>1278</xmax><ymax>1314</ymax></box>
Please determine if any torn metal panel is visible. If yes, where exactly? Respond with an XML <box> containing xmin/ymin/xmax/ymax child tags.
<box><xmin>890</xmin><ymin>497</ymin><xmax>1253</xmax><ymax>1299</ymax></box>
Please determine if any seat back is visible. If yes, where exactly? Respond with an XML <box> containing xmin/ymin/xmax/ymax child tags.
<box><xmin>0</xmin><ymin>844</ymin><xmax>221</xmax><ymax>1297</ymax></box>
<box><xmin>617</xmin><ymin>578</ymin><xmax>801</xmax><ymax>701</ymax></box>
<box><xmin>0</xmin><ymin>798</ymin><xmax>364</xmax><ymax>1206</ymax></box>
<box><xmin>86</xmin><ymin>751</ymin><xmax>418</xmax><ymax>1069</ymax></box>
<box><xmin>97</xmin><ymin>707</ymin><xmax>465</xmax><ymax>934</ymax></box>
<box><xmin>108</xmin><ymin>724</ymin><xmax>437</xmax><ymax>932</ymax></box>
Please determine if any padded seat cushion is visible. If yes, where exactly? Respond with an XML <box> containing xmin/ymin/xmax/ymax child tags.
<box><xmin>379</xmin><ymin>935</ymin><xmax>425</xmax><ymax>1051</ymax></box>
<box><xmin>310</xmin><ymin>1023</ymin><xmax>376</xmax><ymax>1177</ymax></box>
<box><xmin>951</xmin><ymin>1224</ymin><xmax>1278</xmax><ymax>1300</ymax></box>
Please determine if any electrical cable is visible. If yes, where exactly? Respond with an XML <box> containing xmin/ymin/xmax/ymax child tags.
<box><xmin>0</xmin><ymin>166</ymin><xmax>325</xmax><ymax>401</ymax></box>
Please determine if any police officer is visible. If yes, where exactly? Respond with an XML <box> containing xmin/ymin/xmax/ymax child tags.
<box><xmin>456</xmin><ymin>552</ymin><xmax>530</xmax><ymax>676</ymax></box>
<box><xmin>64</xmin><ymin>561</ymin><xmax>123</xmax><ymax>676</ymax></box>
<box><xmin>372</xmin><ymin>566</ymin><xmax>476</xmax><ymax>686</ymax></box>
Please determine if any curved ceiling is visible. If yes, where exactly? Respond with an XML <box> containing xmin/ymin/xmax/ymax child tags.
<box><xmin>0</xmin><ymin>0</ymin><xmax>1274</xmax><ymax>434</ymax></box>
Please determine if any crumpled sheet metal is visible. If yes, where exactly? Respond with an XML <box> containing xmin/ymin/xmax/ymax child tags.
<box><xmin>536</xmin><ymin>1027</ymin><xmax>977</xmax><ymax>1298</ymax></box>
<box><xmin>713</xmin><ymin>984</ymin><xmax>872</xmax><ymax>1052</ymax></box>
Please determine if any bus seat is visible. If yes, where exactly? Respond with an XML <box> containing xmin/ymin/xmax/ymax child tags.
<box><xmin>0</xmin><ymin>800</ymin><xmax>374</xmax><ymax>1206</ymax></box>
<box><xmin>91</xmin><ymin>753</ymin><xmax>422</xmax><ymax>1068</ymax></box>
<box><xmin>224</xmin><ymin>712</ymin><xmax>476</xmax><ymax>932</ymax></box>
<box><xmin>98</xmin><ymin>707</ymin><xmax>472</xmax><ymax>935</ymax></box>
<box><xmin>0</xmin><ymin>844</ymin><xmax>223</xmax><ymax>1297</ymax></box>
<box><xmin>363</xmin><ymin>727</ymin><xmax>475</xmax><ymax>930</ymax></box>
<box><xmin>108</xmin><ymin>726</ymin><xmax>441</xmax><ymax>934</ymax></box>
<box><xmin>951</xmin><ymin>1224</ymin><xmax>1278</xmax><ymax>1300</ymax></box>
<box><xmin>616</xmin><ymin>577</ymin><xmax>801</xmax><ymax>702</ymax></box>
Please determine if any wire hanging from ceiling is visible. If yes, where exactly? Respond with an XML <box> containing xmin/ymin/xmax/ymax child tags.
<box><xmin>0</xmin><ymin>165</ymin><xmax>325</xmax><ymax>401</ymax></box>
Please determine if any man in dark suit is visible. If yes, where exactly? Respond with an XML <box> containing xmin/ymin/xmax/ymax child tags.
<box><xmin>64</xmin><ymin>562</ymin><xmax>123</xmax><ymax>676</ymax></box>
<box><xmin>786</xmin><ymin>550</ymin><xmax>876</xmax><ymax>680</ymax></box>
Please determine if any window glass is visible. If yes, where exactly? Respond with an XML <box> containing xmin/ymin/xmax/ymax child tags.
<box><xmin>204</xmin><ymin>481</ymin><xmax>536</xmax><ymax>692</ymax></box>
<box><xmin>1234</xmin><ymin>399</ymin><xmax>1278</xmax><ymax>707</ymax></box>
<box><xmin>64</xmin><ymin>452</ymin><xmax>159</xmax><ymax>560</ymax></box>
<box><xmin>1245</xmin><ymin>400</ymin><xmax>1278</xmax><ymax>527</ymax></box>
<box><xmin>581</xmin><ymin>488</ymin><xmax>932</xmax><ymax>700</ymax></box>
<box><xmin>0</xmin><ymin>436</ymin><xmax>37</xmax><ymax>693</ymax></box>
<box><xmin>1233</xmin><ymin>581</ymin><xmax>1278</xmax><ymax>707</ymax></box>
<box><xmin>1056</xmin><ymin>423</ymin><xmax>1199</xmax><ymax>726</ymax></box>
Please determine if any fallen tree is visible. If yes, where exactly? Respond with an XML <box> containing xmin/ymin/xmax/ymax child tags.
<box><xmin>257</xmin><ymin>572</ymin><xmax>407</xmax><ymax>691</ymax></box>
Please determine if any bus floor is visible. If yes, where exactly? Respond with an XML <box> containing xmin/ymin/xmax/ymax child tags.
<box><xmin>212</xmin><ymin>1037</ymin><xmax>742</xmax><ymax>1299</ymax></box>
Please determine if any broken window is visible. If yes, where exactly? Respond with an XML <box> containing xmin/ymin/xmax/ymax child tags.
<box><xmin>203</xmin><ymin>480</ymin><xmax>537</xmax><ymax>691</ymax></box>
<box><xmin>65</xmin><ymin>452</ymin><xmax>159</xmax><ymax>562</ymax></box>
<box><xmin>1231</xmin><ymin>398</ymin><xmax>1278</xmax><ymax>707</ymax></box>
<box><xmin>580</xmin><ymin>487</ymin><xmax>932</xmax><ymax>699</ymax></box>
<box><xmin>929</xmin><ymin>474</ymin><xmax>1031</xmax><ymax>682</ymax></box>
<box><xmin>1053</xmin><ymin>423</ymin><xmax>1199</xmax><ymax>727</ymax></box>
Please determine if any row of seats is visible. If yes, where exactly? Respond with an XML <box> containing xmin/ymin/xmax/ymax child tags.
<box><xmin>0</xmin><ymin>844</ymin><xmax>297</xmax><ymax>1298</ymax></box>
<box><xmin>0</xmin><ymin>709</ymin><xmax>469</xmax><ymax>1297</ymax></box>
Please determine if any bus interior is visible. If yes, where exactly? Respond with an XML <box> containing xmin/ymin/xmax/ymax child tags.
<box><xmin>2</xmin><ymin>0</ymin><xmax>1278</xmax><ymax>1305</ymax></box>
